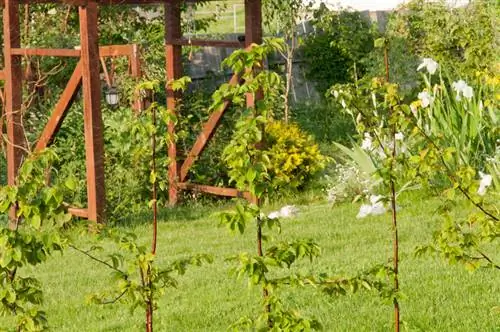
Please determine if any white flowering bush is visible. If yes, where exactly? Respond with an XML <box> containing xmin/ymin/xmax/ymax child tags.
<box><xmin>356</xmin><ymin>195</ymin><xmax>387</xmax><ymax>219</ymax></box>
<box><xmin>267</xmin><ymin>205</ymin><xmax>299</xmax><ymax>220</ymax></box>
<box><xmin>324</xmin><ymin>161</ymin><xmax>375</xmax><ymax>204</ymax></box>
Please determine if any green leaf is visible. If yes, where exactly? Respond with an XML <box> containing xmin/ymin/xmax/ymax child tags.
<box><xmin>31</xmin><ymin>214</ymin><xmax>42</xmax><ymax>229</ymax></box>
<box><xmin>374</xmin><ymin>37</ymin><xmax>386</xmax><ymax>48</ymax></box>
<box><xmin>0</xmin><ymin>251</ymin><xmax>12</xmax><ymax>268</ymax></box>
<box><xmin>64</xmin><ymin>177</ymin><xmax>77</xmax><ymax>191</ymax></box>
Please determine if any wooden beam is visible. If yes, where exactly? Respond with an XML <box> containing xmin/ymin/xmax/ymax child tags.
<box><xmin>35</xmin><ymin>61</ymin><xmax>83</xmax><ymax>152</ymax></box>
<box><xmin>14</xmin><ymin>0</ymin><xmax>214</xmax><ymax>4</ymax></box>
<box><xmin>177</xmin><ymin>183</ymin><xmax>253</xmax><ymax>201</ymax></box>
<box><xmin>10</xmin><ymin>47</ymin><xmax>81</xmax><ymax>57</ymax></box>
<box><xmin>165</xmin><ymin>0</ymin><xmax>182</xmax><ymax>206</ymax></box>
<box><xmin>67</xmin><ymin>207</ymin><xmax>89</xmax><ymax>219</ymax></box>
<box><xmin>79</xmin><ymin>2</ymin><xmax>105</xmax><ymax>223</ymax></box>
<box><xmin>179</xmin><ymin>73</ymin><xmax>239</xmax><ymax>182</ymax></box>
<box><xmin>99</xmin><ymin>44</ymin><xmax>134</xmax><ymax>57</ymax></box>
<box><xmin>4</xmin><ymin>45</ymin><xmax>135</xmax><ymax>59</ymax></box>
<box><xmin>11</xmin><ymin>0</ymin><xmax>217</xmax><ymax>5</ymax></box>
<box><xmin>3</xmin><ymin>0</ymin><xmax>25</xmax><ymax>228</ymax></box>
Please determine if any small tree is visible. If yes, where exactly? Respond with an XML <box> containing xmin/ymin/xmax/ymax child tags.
<box><xmin>74</xmin><ymin>79</ymin><xmax>211</xmax><ymax>332</ymax></box>
<box><xmin>0</xmin><ymin>150</ymin><xmax>74</xmax><ymax>331</ymax></box>
<box><xmin>263</xmin><ymin>0</ymin><xmax>312</xmax><ymax>122</ymax></box>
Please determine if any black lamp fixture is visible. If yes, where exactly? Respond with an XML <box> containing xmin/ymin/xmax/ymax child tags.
<box><xmin>105</xmin><ymin>85</ymin><xmax>119</xmax><ymax>108</ymax></box>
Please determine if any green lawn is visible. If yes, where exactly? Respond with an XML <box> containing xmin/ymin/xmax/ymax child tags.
<box><xmin>1</xmin><ymin>194</ymin><xmax>499</xmax><ymax>331</ymax></box>
<box><xmin>196</xmin><ymin>1</ymin><xmax>246</xmax><ymax>34</ymax></box>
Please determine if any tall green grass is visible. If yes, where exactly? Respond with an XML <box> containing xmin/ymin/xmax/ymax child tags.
<box><xmin>0</xmin><ymin>193</ymin><xmax>498</xmax><ymax>331</ymax></box>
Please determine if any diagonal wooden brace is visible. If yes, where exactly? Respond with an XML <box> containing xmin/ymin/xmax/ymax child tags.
<box><xmin>179</xmin><ymin>73</ymin><xmax>239</xmax><ymax>182</ymax></box>
<box><xmin>35</xmin><ymin>61</ymin><xmax>83</xmax><ymax>152</ymax></box>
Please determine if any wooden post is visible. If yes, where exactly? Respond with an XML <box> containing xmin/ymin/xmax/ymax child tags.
<box><xmin>3</xmin><ymin>0</ymin><xmax>25</xmax><ymax>228</ymax></box>
<box><xmin>165</xmin><ymin>0</ymin><xmax>182</xmax><ymax>206</ymax></box>
<box><xmin>244</xmin><ymin>0</ymin><xmax>263</xmax><ymax>109</ymax></box>
<box><xmin>245</xmin><ymin>0</ymin><xmax>262</xmax><ymax>206</ymax></box>
<box><xmin>244</xmin><ymin>0</ymin><xmax>263</xmax><ymax>48</ymax></box>
<box><xmin>79</xmin><ymin>2</ymin><xmax>105</xmax><ymax>223</ymax></box>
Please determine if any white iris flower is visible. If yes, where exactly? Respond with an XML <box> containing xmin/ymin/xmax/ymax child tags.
<box><xmin>418</xmin><ymin>91</ymin><xmax>434</xmax><ymax>108</ymax></box>
<box><xmin>477</xmin><ymin>172</ymin><xmax>492</xmax><ymax>196</ymax></box>
<box><xmin>417</xmin><ymin>58</ymin><xmax>439</xmax><ymax>75</ymax></box>
<box><xmin>452</xmin><ymin>80</ymin><xmax>474</xmax><ymax>100</ymax></box>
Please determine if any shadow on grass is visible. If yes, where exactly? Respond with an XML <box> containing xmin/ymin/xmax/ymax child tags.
<box><xmin>109</xmin><ymin>200</ymin><xmax>233</xmax><ymax>229</ymax></box>
<box><xmin>108</xmin><ymin>189</ymin><xmax>331</xmax><ymax>229</ymax></box>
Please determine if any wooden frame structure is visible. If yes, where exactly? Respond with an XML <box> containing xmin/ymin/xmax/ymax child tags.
<box><xmin>1</xmin><ymin>0</ymin><xmax>262</xmax><ymax>223</ymax></box>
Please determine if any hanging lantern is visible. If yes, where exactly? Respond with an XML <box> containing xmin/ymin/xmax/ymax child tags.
<box><xmin>105</xmin><ymin>86</ymin><xmax>119</xmax><ymax>108</ymax></box>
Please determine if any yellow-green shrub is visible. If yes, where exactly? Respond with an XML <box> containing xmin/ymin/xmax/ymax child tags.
<box><xmin>264</xmin><ymin>121</ymin><xmax>327</xmax><ymax>189</ymax></box>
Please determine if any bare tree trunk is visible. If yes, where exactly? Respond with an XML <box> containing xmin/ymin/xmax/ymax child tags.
<box><xmin>146</xmin><ymin>300</ymin><xmax>153</xmax><ymax>332</ymax></box>
<box><xmin>384</xmin><ymin>44</ymin><xmax>390</xmax><ymax>83</ymax></box>
<box><xmin>62</xmin><ymin>5</ymin><xmax>72</xmax><ymax>33</ymax></box>
<box><xmin>283</xmin><ymin>35</ymin><xmax>296</xmax><ymax>124</ymax></box>
<box><xmin>353</xmin><ymin>61</ymin><xmax>358</xmax><ymax>84</ymax></box>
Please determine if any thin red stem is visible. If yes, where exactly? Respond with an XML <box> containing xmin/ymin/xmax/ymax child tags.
<box><xmin>148</xmin><ymin>101</ymin><xmax>158</xmax><ymax>332</ymax></box>
<box><xmin>390</xmin><ymin>128</ymin><xmax>400</xmax><ymax>332</ymax></box>
<box><xmin>257</xmin><ymin>216</ymin><xmax>271</xmax><ymax>326</ymax></box>
<box><xmin>151</xmin><ymin>105</ymin><xmax>158</xmax><ymax>256</ymax></box>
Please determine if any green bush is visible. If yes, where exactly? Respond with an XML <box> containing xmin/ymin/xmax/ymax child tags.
<box><xmin>301</xmin><ymin>6</ymin><xmax>375</xmax><ymax>95</ymax></box>
<box><xmin>48</xmin><ymin>102</ymin><xmax>166</xmax><ymax>222</ymax></box>
<box><xmin>177</xmin><ymin>90</ymin><xmax>237</xmax><ymax>188</ymax></box>
<box><xmin>264</xmin><ymin>121</ymin><xmax>327</xmax><ymax>190</ymax></box>
<box><xmin>386</xmin><ymin>0</ymin><xmax>499</xmax><ymax>78</ymax></box>
<box><xmin>291</xmin><ymin>100</ymin><xmax>355</xmax><ymax>145</ymax></box>
<box><xmin>103</xmin><ymin>106</ymin><xmax>167</xmax><ymax>218</ymax></box>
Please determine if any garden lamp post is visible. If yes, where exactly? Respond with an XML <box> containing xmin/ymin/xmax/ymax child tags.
<box><xmin>105</xmin><ymin>86</ymin><xmax>119</xmax><ymax>108</ymax></box>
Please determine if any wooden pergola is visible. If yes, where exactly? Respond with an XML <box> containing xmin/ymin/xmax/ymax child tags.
<box><xmin>1</xmin><ymin>0</ymin><xmax>262</xmax><ymax>223</ymax></box>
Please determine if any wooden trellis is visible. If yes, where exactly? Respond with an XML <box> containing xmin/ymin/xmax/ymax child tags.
<box><xmin>1</xmin><ymin>0</ymin><xmax>263</xmax><ymax>224</ymax></box>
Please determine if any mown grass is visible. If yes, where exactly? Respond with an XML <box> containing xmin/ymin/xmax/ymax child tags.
<box><xmin>196</xmin><ymin>0</ymin><xmax>246</xmax><ymax>34</ymax></box>
<box><xmin>1</xmin><ymin>193</ymin><xmax>499</xmax><ymax>331</ymax></box>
